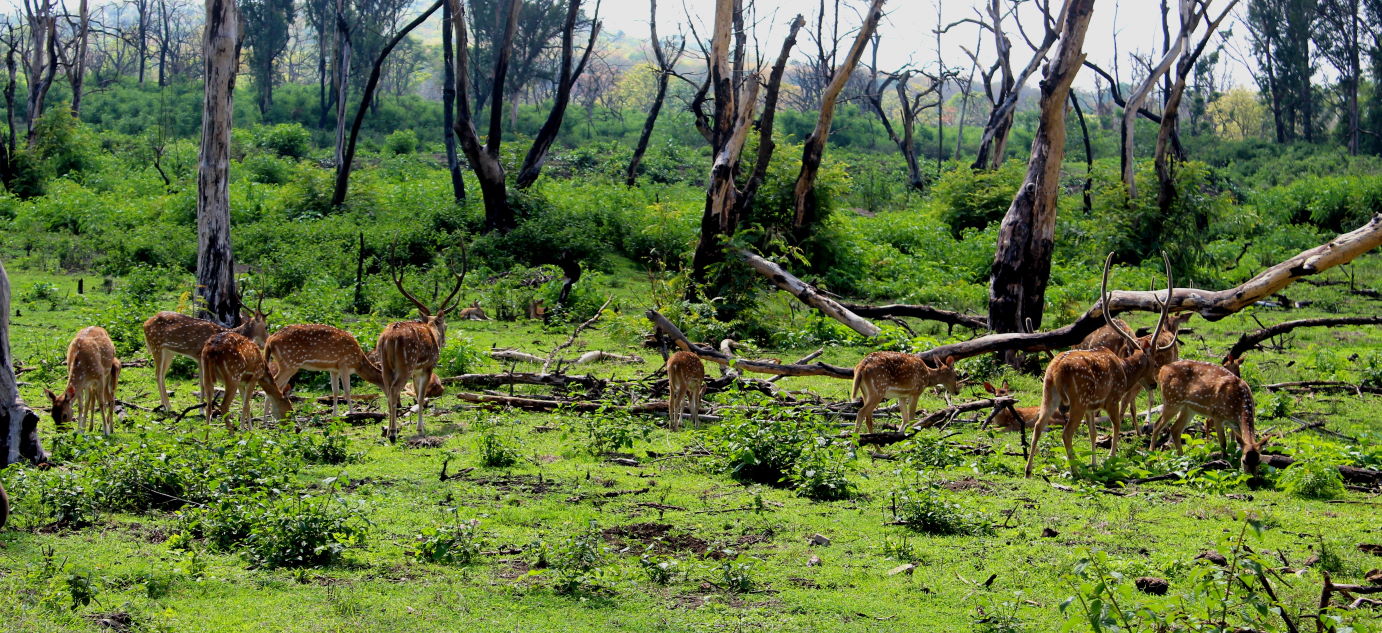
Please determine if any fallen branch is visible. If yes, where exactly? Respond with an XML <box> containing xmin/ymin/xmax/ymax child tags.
<box><xmin>454</xmin><ymin>391</ymin><xmax>669</xmax><ymax>414</ymax></box>
<box><xmin>489</xmin><ymin>349</ymin><xmax>546</xmax><ymax>364</ymax></box>
<box><xmin>854</xmin><ymin>397</ymin><xmax>1017</xmax><ymax>446</ymax></box>
<box><xmin>647</xmin><ymin>310</ymin><xmax>855</xmax><ymax>379</ymax></box>
<box><xmin>768</xmin><ymin>348</ymin><xmax>824</xmax><ymax>382</ymax></box>
<box><xmin>569</xmin><ymin>350</ymin><xmax>643</xmax><ymax>365</ymax></box>
<box><xmin>839</xmin><ymin>302</ymin><xmax>988</xmax><ymax>331</ymax></box>
<box><xmin>737</xmin><ymin>250</ymin><xmax>880</xmax><ymax>337</ymax></box>
<box><xmin>1224</xmin><ymin>316</ymin><xmax>1382</xmax><ymax>362</ymax></box>
<box><xmin>440</xmin><ymin>372</ymin><xmax>606</xmax><ymax>390</ymax></box>
<box><xmin>1319</xmin><ymin>572</ymin><xmax>1382</xmax><ymax>630</ymax></box>
<box><xmin>1260</xmin><ymin>454</ymin><xmax>1382</xmax><ymax>487</ymax></box>
<box><xmin>917</xmin><ymin>214</ymin><xmax>1382</xmax><ymax>363</ymax></box>
<box><xmin>543</xmin><ymin>296</ymin><xmax>615</xmax><ymax>373</ymax></box>
<box><xmin>566</xmin><ymin>486</ymin><xmax>651</xmax><ymax>502</ymax></box>
<box><xmin>1261</xmin><ymin>381</ymin><xmax>1382</xmax><ymax>395</ymax></box>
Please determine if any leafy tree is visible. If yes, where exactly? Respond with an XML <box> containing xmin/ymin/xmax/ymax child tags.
<box><xmin>242</xmin><ymin>0</ymin><xmax>297</xmax><ymax>117</ymax></box>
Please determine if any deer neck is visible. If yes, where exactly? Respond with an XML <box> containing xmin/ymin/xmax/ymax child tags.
<box><xmin>356</xmin><ymin>350</ymin><xmax>385</xmax><ymax>387</ymax></box>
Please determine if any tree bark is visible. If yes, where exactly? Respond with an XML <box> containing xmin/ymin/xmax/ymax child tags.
<box><xmin>441</xmin><ymin>0</ymin><xmax>465</xmax><ymax>202</ymax></box>
<box><xmin>839</xmin><ymin>302</ymin><xmax>988</xmax><ymax>330</ymax></box>
<box><xmin>624</xmin><ymin>0</ymin><xmax>682</xmax><ymax>187</ymax></box>
<box><xmin>737</xmin><ymin>250</ymin><xmax>880</xmax><ymax>337</ymax></box>
<box><xmin>987</xmin><ymin>0</ymin><xmax>1095</xmax><ymax>364</ymax></box>
<box><xmin>514</xmin><ymin>0</ymin><xmax>602</xmax><ymax>190</ymax></box>
<box><xmin>331</xmin><ymin>0</ymin><xmax>351</xmax><ymax>171</ymax></box>
<box><xmin>196</xmin><ymin>0</ymin><xmax>242</xmax><ymax>326</ymax></box>
<box><xmin>1</xmin><ymin>258</ymin><xmax>47</xmax><ymax>470</ymax></box>
<box><xmin>448</xmin><ymin>0</ymin><xmax>519</xmax><ymax>232</ymax></box>
<box><xmin>331</xmin><ymin>0</ymin><xmax>444</xmax><ymax>207</ymax></box>
<box><xmin>69</xmin><ymin>0</ymin><xmax>90</xmax><ymax>117</ymax></box>
<box><xmin>791</xmin><ymin>0</ymin><xmax>884</xmax><ymax>231</ymax></box>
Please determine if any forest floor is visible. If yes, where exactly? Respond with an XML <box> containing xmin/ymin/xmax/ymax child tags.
<box><xmin>1</xmin><ymin>256</ymin><xmax>1380</xmax><ymax>633</ymax></box>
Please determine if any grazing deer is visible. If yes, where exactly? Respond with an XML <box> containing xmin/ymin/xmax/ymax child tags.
<box><xmin>851</xmin><ymin>352</ymin><xmax>960</xmax><ymax>436</ymax></box>
<box><xmin>200</xmin><ymin>331</ymin><xmax>292</xmax><ymax>430</ymax></box>
<box><xmin>457</xmin><ymin>301</ymin><xmax>489</xmax><ymax>320</ymax></box>
<box><xmin>981</xmin><ymin>381</ymin><xmax>1066</xmax><ymax>432</ymax></box>
<box><xmin>45</xmin><ymin>326</ymin><xmax>121</xmax><ymax>435</ymax></box>
<box><xmin>264</xmin><ymin>324</ymin><xmax>444</xmax><ymax>416</ymax></box>
<box><xmin>144</xmin><ymin>296</ymin><xmax>270</xmax><ymax>412</ymax></box>
<box><xmin>377</xmin><ymin>252</ymin><xmax>466</xmax><ymax>441</ymax></box>
<box><xmin>665</xmin><ymin>351</ymin><xmax>705</xmax><ymax>430</ymax></box>
<box><xmin>1024</xmin><ymin>252</ymin><xmax>1173</xmax><ymax>477</ymax></box>
<box><xmin>1148</xmin><ymin>360</ymin><xmax>1260</xmax><ymax>474</ymax></box>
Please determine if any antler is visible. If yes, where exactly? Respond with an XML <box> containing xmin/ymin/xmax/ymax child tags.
<box><xmin>389</xmin><ymin>241</ymin><xmax>433</xmax><ymax>317</ymax></box>
<box><xmin>254</xmin><ymin>290</ymin><xmax>272</xmax><ymax>317</ymax></box>
<box><xmin>1152</xmin><ymin>250</ymin><xmax>1174</xmax><ymax>351</ymax></box>
<box><xmin>1101</xmin><ymin>252</ymin><xmax>1141</xmax><ymax>351</ymax></box>
<box><xmin>436</xmin><ymin>239</ymin><xmax>469</xmax><ymax>316</ymax></box>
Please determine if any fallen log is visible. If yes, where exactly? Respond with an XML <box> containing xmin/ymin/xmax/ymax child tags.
<box><xmin>1224</xmin><ymin>316</ymin><xmax>1382</xmax><ymax>362</ymax></box>
<box><xmin>441</xmin><ymin>372</ymin><xmax>606</xmax><ymax>390</ymax></box>
<box><xmin>1261</xmin><ymin>381</ymin><xmax>1382</xmax><ymax>395</ymax></box>
<box><xmin>1260</xmin><ymin>453</ymin><xmax>1382</xmax><ymax>487</ymax></box>
<box><xmin>839</xmin><ymin>302</ymin><xmax>988</xmax><ymax>331</ymax></box>
<box><xmin>490</xmin><ymin>349</ymin><xmax>546</xmax><ymax>364</ymax></box>
<box><xmin>454</xmin><ymin>391</ymin><xmax>670</xmax><ymax>414</ymax></box>
<box><xmin>570</xmin><ymin>350</ymin><xmax>643</xmax><ymax>365</ymax></box>
<box><xmin>916</xmin><ymin>214</ymin><xmax>1382</xmax><ymax>363</ymax></box>
<box><xmin>768</xmin><ymin>348</ymin><xmax>824</xmax><ymax>382</ymax></box>
<box><xmin>647</xmin><ymin>310</ymin><xmax>855</xmax><ymax>379</ymax></box>
<box><xmin>1319</xmin><ymin>572</ymin><xmax>1382</xmax><ymax>625</ymax></box>
<box><xmin>854</xmin><ymin>397</ymin><xmax>1016</xmax><ymax>446</ymax></box>
<box><xmin>737</xmin><ymin>250</ymin><xmax>881</xmax><ymax>337</ymax></box>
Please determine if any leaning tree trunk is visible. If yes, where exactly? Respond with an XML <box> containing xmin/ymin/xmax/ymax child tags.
<box><xmin>196</xmin><ymin>0</ymin><xmax>241</xmax><ymax>326</ymax></box>
<box><xmin>70</xmin><ymin>0</ymin><xmax>90</xmax><ymax>117</ymax></box>
<box><xmin>1</xmin><ymin>258</ymin><xmax>47</xmax><ymax>476</ymax></box>
<box><xmin>513</xmin><ymin>0</ymin><xmax>601</xmax><ymax>190</ymax></box>
<box><xmin>625</xmin><ymin>0</ymin><xmax>682</xmax><ymax>188</ymax></box>
<box><xmin>331</xmin><ymin>1</ymin><xmax>351</xmax><ymax>171</ymax></box>
<box><xmin>988</xmin><ymin>0</ymin><xmax>1095</xmax><ymax>365</ymax></box>
<box><xmin>441</xmin><ymin>0</ymin><xmax>465</xmax><ymax>202</ymax></box>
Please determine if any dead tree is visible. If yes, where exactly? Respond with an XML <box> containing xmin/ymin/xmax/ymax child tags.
<box><xmin>623</xmin><ymin>0</ymin><xmax>684</xmax><ymax>187</ymax></box>
<box><xmin>1154</xmin><ymin>0</ymin><xmax>1237</xmax><ymax>216</ymax></box>
<box><xmin>953</xmin><ymin>0</ymin><xmax>1064</xmax><ymax>171</ymax></box>
<box><xmin>688</xmin><ymin>2</ymin><xmax>805</xmax><ymax>288</ymax></box>
<box><xmin>440</xmin><ymin>0</ymin><xmax>464</xmax><ymax>202</ymax></box>
<box><xmin>64</xmin><ymin>0</ymin><xmax>90</xmax><ymax>117</ymax></box>
<box><xmin>513</xmin><ymin>0</ymin><xmax>602</xmax><ymax>190</ymax></box>
<box><xmin>790</xmin><ymin>0</ymin><xmax>884</xmax><ymax>232</ymax></box>
<box><xmin>986</xmin><ymin>0</ymin><xmax>1095</xmax><ymax>363</ymax></box>
<box><xmin>330</xmin><ymin>0</ymin><xmax>350</xmax><ymax>170</ymax></box>
<box><xmin>330</xmin><ymin>0</ymin><xmax>443</xmax><ymax>206</ymax></box>
<box><xmin>862</xmin><ymin>36</ymin><xmax>942</xmax><ymax>191</ymax></box>
<box><xmin>1</xmin><ymin>259</ymin><xmax>49</xmax><ymax>472</ymax></box>
<box><xmin>195</xmin><ymin>0</ymin><xmax>240</xmax><ymax>326</ymax></box>
<box><xmin>22</xmin><ymin>0</ymin><xmax>58</xmax><ymax>145</ymax></box>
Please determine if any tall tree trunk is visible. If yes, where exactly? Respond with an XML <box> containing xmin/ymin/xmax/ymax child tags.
<box><xmin>1071</xmin><ymin>92</ymin><xmax>1093</xmax><ymax>215</ymax></box>
<box><xmin>196</xmin><ymin>0</ymin><xmax>242</xmax><ymax>327</ymax></box>
<box><xmin>987</xmin><ymin>0</ymin><xmax>1095</xmax><ymax>365</ymax></box>
<box><xmin>70</xmin><ymin>0</ymin><xmax>90</xmax><ymax>117</ymax></box>
<box><xmin>138</xmin><ymin>0</ymin><xmax>150</xmax><ymax>84</ymax></box>
<box><xmin>790</xmin><ymin>0</ymin><xmax>884</xmax><ymax>231</ymax></box>
<box><xmin>441</xmin><ymin>0</ymin><xmax>465</xmax><ymax>202</ymax></box>
<box><xmin>158</xmin><ymin>0</ymin><xmax>170</xmax><ymax>86</ymax></box>
<box><xmin>447</xmin><ymin>0</ymin><xmax>519</xmax><ymax>232</ymax></box>
<box><xmin>1</xmin><ymin>258</ymin><xmax>46</xmax><ymax>470</ymax></box>
<box><xmin>332</xmin><ymin>0</ymin><xmax>351</xmax><ymax>170</ymax></box>
<box><xmin>332</xmin><ymin>0</ymin><xmax>444</xmax><ymax>207</ymax></box>
<box><xmin>24</xmin><ymin>10</ymin><xmax>56</xmax><ymax>145</ymax></box>
<box><xmin>625</xmin><ymin>0</ymin><xmax>682</xmax><ymax>187</ymax></box>
<box><xmin>514</xmin><ymin>0</ymin><xmax>602</xmax><ymax>190</ymax></box>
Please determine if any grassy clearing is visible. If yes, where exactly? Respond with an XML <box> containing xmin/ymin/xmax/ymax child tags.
<box><xmin>1</xmin><ymin>257</ymin><xmax>1380</xmax><ymax>633</ymax></box>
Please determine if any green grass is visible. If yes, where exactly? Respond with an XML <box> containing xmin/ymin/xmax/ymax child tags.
<box><xmin>1</xmin><ymin>257</ymin><xmax>1380</xmax><ymax>633</ymax></box>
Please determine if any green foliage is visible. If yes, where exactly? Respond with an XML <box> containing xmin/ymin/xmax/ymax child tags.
<box><xmin>31</xmin><ymin>107</ymin><xmax>100</xmax><ymax>178</ymax></box>
<box><xmin>888</xmin><ymin>481</ymin><xmax>992</xmax><ymax>536</ymax></box>
<box><xmin>287</xmin><ymin>424</ymin><xmax>362</xmax><ymax>465</ymax></box>
<box><xmin>475</xmin><ymin>432</ymin><xmax>521</xmax><ymax>468</ymax></box>
<box><xmin>241</xmin><ymin>154</ymin><xmax>295</xmax><ymax>185</ymax></box>
<box><xmin>933</xmin><ymin>161</ymin><xmax>1025</xmax><ymax>238</ymax></box>
<box><xmin>412</xmin><ymin>513</ymin><xmax>486</xmax><ymax>565</ymax></box>
<box><xmin>577</xmin><ymin>411</ymin><xmax>651</xmax><ymax>455</ymax></box>
<box><xmin>242</xmin><ymin>489</ymin><xmax>368</xmax><ymax>568</ymax></box>
<box><xmin>637</xmin><ymin>549</ymin><xmax>680</xmax><ymax>585</ymax></box>
<box><xmin>436</xmin><ymin>335</ymin><xmax>486</xmax><ymax>377</ymax></box>
<box><xmin>703</xmin><ymin>410</ymin><xmax>835</xmax><ymax>487</ymax></box>
<box><xmin>1277</xmin><ymin>460</ymin><xmax>1345</xmax><ymax>500</ymax></box>
<box><xmin>533</xmin><ymin>521</ymin><xmax>616</xmax><ymax>595</ymax></box>
<box><xmin>896</xmin><ymin>433</ymin><xmax>968</xmax><ymax>471</ymax></box>
<box><xmin>384</xmin><ymin>129</ymin><xmax>419</xmax><ymax>155</ymax></box>
<box><xmin>251</xmin><ymin>123</ymin><xmax>312</xmax><ymax>159</ymax></box>
<box><xmin>717</xmin><ymin>553</ymin><xmax>759</xmax><ymax>593</ymax></box>
<box><xmin>787</xmin><ymin>442</ymin><xmax>858</xmax><ymax>501</ymax></box>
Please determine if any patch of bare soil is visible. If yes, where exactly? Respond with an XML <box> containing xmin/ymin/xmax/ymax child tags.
<box><xmin>404</xmin><ymin>435</ymin><xmax>448</xmax><ymax>449</ymax></box>
<box><xmin>470</xmin><ymin>474</ymin><xmax>565</xmax><ymax>495</ymax></box>
<box><xmin>941</xmin><ymin>476</ymin><xmax>994</xmax><ymax>493</ymax></box>
<box><xmin>602</xmin><ymin>522</ymin><xmax>712</xmax><ymax>557</ymax></box>
<box><xmin>84</xmin><ymin>612</ymin><xmax>133</xmax><ymax>631</ymax></box>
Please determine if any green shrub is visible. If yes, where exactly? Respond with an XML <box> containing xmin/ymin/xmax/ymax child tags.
<box><xmin>412</xmin><ymin>515</ymin><xmax>486</xmax><ymax>564</ymax></box>
<box><xmin>934</xmin><ymin>160</ymin><xmax>1026</xmax><ymax>238</ymax></box>
<box><xmin>436</xmin><ymin>335</ymin><xmax>486</xmax><ymax>376</ymax></box>
<box><xmin>252</xmin><ymin>123</ymin><xmax>312</xmax><ymax>159</ymax></box>
<box><xmin>475</xmin><ymin>432</ymin><xmax>520</xmax><ymax>468</ymax></box>
<box><xmin>243</xmin><ymin>491</ymin><xmax>368</xmax><ymax>568</ymax></box>
<box><xmin>787</xmin><ymin>442</ymin><xmax>857</xmax><ymax>501</ymax></box>
<box><xmin>888</xmin><ymin>482</ymin><xmax>992</xmax><ymax>536</ymax></box>
<box><xmin>577</xmin><ymin>411</ymin><xmax>652</xmax><ymax>455</ymax></box>
<box><xmin>704</xmin><ymin>410</ymin><xmax>834</xmax><ymax>487</ymax></box>
<box><xmin>242</xmin><ymin>154</ymin><xmax>294</xmax><ymax>185</ymax></box>
<box><xmin>1277</xmin><ymin>460</ymin><xmax>1345</xmax><ymax>500</ymax></box>
<box><xmin>718</xmin><ymin>553</ymin><xmax>760</xmax><ymax>593</ymax></box>
<box><xmin>537</xmin><ymin>521</ymin><xmax>615</xmax><ymax>595</ymax></box>
<box><xmin>384</xmin><ymin>129</ymin><xmax>419</xmax><ymax>155</ymax></box>
<box><xmin>287</xmin><ymin>424</ymin><xmax>361</xmax><ymax>465</ymax></box>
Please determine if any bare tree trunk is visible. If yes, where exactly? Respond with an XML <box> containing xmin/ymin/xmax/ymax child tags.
<box><xmin>987</xmin><ymin>0</ymin><xmax>1095</xmax><ymax>364</ymax></box>
<box><xmin>69</xmin><ymin>0</ymin><xmax>90</xmax><ymax>117</ymax></box>
<box><xmin>441</xmin><ymin>0</ymin><xmax>465</xmax><ymax>202</ymax></box>
<box><xmin>196</xmin><ymin>0</ymin><xmax>241</xmax><ymax>327</ymax></box>
<box><xmin>158</xmin><ymin>0</ymin><xmax>170</xmax><ymax>86</ymax></box>
<box><xmin>448</xmin><ymin>0</ymin><xmax>519</xmax><ymax>232</ymax></box>
<box><xmin>332</xmin><ymin>0</ymin><xmax>351</xmax><ymax>171</ymax></box>
<box><xmin>625</xmin><ymin>0</ymin><xmax>683</xmax><ymax>187</ymax></box>
<box><xmin>514</xmin><ymin>0</ymin><xmax>603</xmax><ymax>190</ymax></box>
<box><xmin>790</xmin><ymin>0</ymin><xmax>883</xmax><ymax>232</ymax></box>
<box><xmin>1071</xmin><ymin>92</ymin><xmax>1093</xmax><ymax>215</ymax></box>
<box><xmin>332</xmin><ymin>0</ymin><xmax>444</xmax><ymax>207</ymax></box>
<box><xmin>1</xmin><ymin>258</ymin><xmax>47</xmax><ymax>471</ymax></box>
<box><xmin>23</xmin><ymin>3</ymin><xmax>57</xmax><ymax>145</ymax></box>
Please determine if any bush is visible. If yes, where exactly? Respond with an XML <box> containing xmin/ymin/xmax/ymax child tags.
<box><xmin>888</xmin><ymin>482</ymin><xmax>992</xmax><ymax>536</ymax></box>
<box><xmin>412</xmin><ymin>515</ymin><xmax>486</xmax><ymax>564</ymax></box>
<box><xmin>704</xmin><ymin>410</ymin><xmax>835</xmax><ymax>487</ymax></box>
<box><xmin>287</xmin><ymin>424</ymin><xmax>361</xmax><ymax>465</ymax></box>
<box><xmin>934</xmin><ymin>161</ymin><xmax>1026</xmax><ymax>238</ymax></box>
<box><xmin>242</xmin><ymin>154</ymin><xmax>294</xmax><ymax>185</ymax></box>
<box><xmin>242</xmin><ymin>491</ymin><xmax>368</xmax><ymax>568</ymax></box>
<box><xmin>787</xmin><ymin>442</ymin><xmax>858</xmax><ymax>501</ymax></box>
<box><xmin>252</xmin><ymin>123</ymin><xmax>312</xmax><ymax>159</ymax></box>
<box><xmin>534</xmin><ymin>521</ymin><xmax>615</xmax><ymax>595</ymax></box>
<box><xmin>384</xmin><ymin>129</ymin><xmax>419</xmax><ymax>155</ymax></box>
<box><xmin>436</xmin><ymin>335</ymin><xmax>486</xmax><ymax>376</ymax></box>
<box><xmin>475</xmin><ymin>433</ymin><xmax>520</xmax><ymax>468</ymax></box>
<box><xmin>1277</xmin><ymin>460</ymin><xmax>1345</xmax><ymax>500</ymax></box>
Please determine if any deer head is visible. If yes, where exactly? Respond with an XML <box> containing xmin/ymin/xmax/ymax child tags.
<box><xmin>389</xmin><ymin>240</ymin><xmax>468</xmax><ymax>347</ymax></box>
<box><xmin>43</xmin><ymin>385</ymin><xmax>76</xmax><ymax>427</ymax></box>
<box><xmin>1101</xmin><ymin>251</ymin><xmax>1173</xmax><ymax>364</ymax></box>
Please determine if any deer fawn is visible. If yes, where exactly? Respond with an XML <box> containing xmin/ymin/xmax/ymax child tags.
<box><xmin>981</xmin><ymin>381</ymin><xmax>1066</xmax><ymax>432</ymax></box>
<box><xmin>45</xmin><ymin>326</ymin><xmax>121</xmax><ymax>435</ymax></box>
<box><xmin>1149</xmin><ymin>360</ymin><xmax>1260</xmax><ymax>474</ymax></box>
<box><xmin>1024</xmin><ymin>252</ymin><xmax>1173</xmax><ymax>477</ymax></box>
<box><xmin>265</xmin><ymin>324</ymin><xmax>444</xmax><ymax>416</ymax></box>
<box><xmin>851</xmin><ymin>352</ymin><xmax>960</xmax><ymax>435</ymax></box>
<box><xmin>144</xmin><ymin>295</ymin><xmax>270</xmax><ymax>412</ymax></box>
<box><xmin>665</xmin><ymin>351</ymin><xmax>705</xmax><ymax>430</ymax></box>
<box><xmin>200</xmin><ymin>331</ymin><xmax>293</xmax><ymax>430</ymax></box>
<box><xmin>377</xmin><ymin>250</ymin><xmax>466</xmax><ymax>441</ymax></box>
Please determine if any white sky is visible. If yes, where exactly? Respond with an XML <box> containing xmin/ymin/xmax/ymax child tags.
<box><xmin>598</xmin><ymin>0</ymin><xmax>1257</xmax><ymax>90</ymax></box>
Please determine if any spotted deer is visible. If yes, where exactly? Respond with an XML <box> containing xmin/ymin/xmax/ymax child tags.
<box><xmin>45</xmin><ymin>326</ymin><xmax>121</xmax><ymax>435</ymax></box>
<box><xmin>200</xmin><ymin>331</ymin><xmax>293</xmax><ymax>430</ymax></box>
<box><xmin>144</xmin><ymin>296</ymin><xmax>270</xmax><ymax>412</ymax></box>
<box><xmin>665</xmin><ymin>350</ymin><xmax>705</xmax><ymax>430</ymax></box>
<box><xmin>981</xmin><ymin>381</ymin><xmax>1066</xmax><ymax>432</ymax></box>
<box><xmin>376</xmin><ymin>249</ymin><xmax>466</xmax><ymax>441</ymax></box>
<box><xmin>457</xmin><ymin>301</ymin><xmax>489</xmax><ymax>320</ymax></box>
<box><xmin>264</xmin><ymin>324</ymin><xmax>443</xmax><ymax>416</ymax></box>
<box><xmin>1148</xmin><ymin>359</ymin><xmax>1260</xmax><ymax>474</ymax></box>
<box><xmin>1024</xmin><ymin>252</ymin><xmax>1173</xmax><ymax>477</ymax></box>
<box><xmin>851</xmin><ymin>352</ymin><xmax>960</xmax><ymax>436</ymax></box>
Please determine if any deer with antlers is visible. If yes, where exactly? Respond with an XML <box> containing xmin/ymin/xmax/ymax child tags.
<box><xmin>1148</xmin><ymin>360</ymin><xmax>1260</xmax><ymax>474</ymax></box>
<box><xmin>264</xmin><ymin>324</ymin><xmax>443</xmax><ymax>416</ymax></box>
<box><xmin>45</xmin><ymin>327</ymin><xmax>121</xmax><ymax>435</ymax></box>
<box><xmin>851</xmin><ymin>352</ymin><xmax>960</xmax><ymax>436</ymax></box>
<box><xmin>377</xmin><ymin>246</ymin><xmax>466</xmax><ymax>442</ymax></box>
<box><xmin>665</xmin><ymin>350</ymin><xmax>705</xmax><ymax>431</ymax></box>
<box><xmin>200</xmin><ymin>331</ymin><xmax>293</xmax><ymax>430</ymax></box>
<box><xmin>144</xmin><ymin>295</ymin><xmax>270</xmax><ymax>412</ymax></box>
<box><xmin>1024</xmin><ymin>253</ymin><xmax>1174</xmax><ymax>477</ymax></box>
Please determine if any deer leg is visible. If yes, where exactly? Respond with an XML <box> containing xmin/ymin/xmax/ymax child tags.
<box><xmin>342</xmin><ymin>370</ymin><xmax>353</xmax><ymax>415</ymax></box>
<box><xmin>668</xmin><ymin>388</ymin><xmax>681</xmax><ymax>431</ymax></box>
<box><xmin>857</xmin><ymin>391</ymin><xmax>880</xmax><ymax>436</ymax></box>
<box><xmin>690</xmin><ymin>386</ymin><xmax>700</xmax><ymax>430</ymax></box>
<box><xmin>1210</xmin><ymin>417</ymin><xmax>1228</xmax><ymax>456</ymax></box>
<box><xmin>1107</xmin><ymin>403</ymin><xmax>1125</xmax><ymax>461</ymax></box>
<box><xmin>327</xmin><ymin>370</ymin><xmax>340</xmax><ymax>418</ymax></box>
<box><xmin>1149</xmin><ymin>403</ymin><xmax>1174</xmax><ymax>451</ymax></box>
<box><xmin>201</xmin><ymin>365</ymin><xmax>216</xmax><ymax>424</ymax></box>
<box><xmin>413</xmin><ymin>372</ymin><xmax>427</xmax><ymax>435</ymax></box>
<box><xmin>237</xmin><ymin>382</ymin><xmax>254</xmax><ymax>430</ymax></box>
<box><xmin>1168</xmin><ymin>410</ymin><xmax>1191</xmax><ymax>455</ymax></box>
<box><xmin>154</xmin><ymin>350</ymin><xmax>173</xmax><ymax>412</ymax></box>
<box><xmin>1063</xmin><ymin>404</ymin><xmax>1087</xmax><ymax>477</ymax></box>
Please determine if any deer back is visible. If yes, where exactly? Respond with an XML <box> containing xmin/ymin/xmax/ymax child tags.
<box><xmin>376</xmin><ymin>321</ymin><xmax>443</xmax><ymax>375</ymax></box>
<box><xmin>265</xmin><ymin>324</ymin><xmax>369</xmax><ymax>375</ymax></box>
<box><xmin>144</xmin><ymin>311</ymin><xmax>229</xmax><ymax>357</ymax></box>
<box><xmin>666</xmin><ymin>351</ymin><xmax>705</xmax><ymax>389</ymax></box>
<box><xmin>1078</xmin><ymin>318</ymin><xmax>1134</xmax><ymax>355</ymax></box>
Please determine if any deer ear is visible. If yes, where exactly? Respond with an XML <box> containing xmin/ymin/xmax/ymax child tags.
<box><xmin>983</xmin><ymin>381</ymin><xmax>995</xmax><ymax>394</ymax></box>
<box><xmin>64</xmin><ymin>384</ymin><xmax>76</xmax><ymax>398</ymax></box>
<box><xmin>44</xmin><ymin>388</ymin><xmax>57</xmax><ymax>402</ymax></box>
<box><xmin>1002</xmin><ymin>380</ymin><xmax>1011</xmax><ymax>390</ymax></box>
<box><xmin>945</xmin><ymin>356</ymin><xmax>955</xmax><ymax>367</ymax></box>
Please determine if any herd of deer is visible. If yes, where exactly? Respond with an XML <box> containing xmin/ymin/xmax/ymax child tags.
<box><xmin>42</xmin><ymin>249</ymin><xmax>1259</xmax><ymax>477</ymax></box>
<box><xmin>46</xmin><ymin>258</ymin><xmax>467</xmax><ymax>442</ymax></box>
